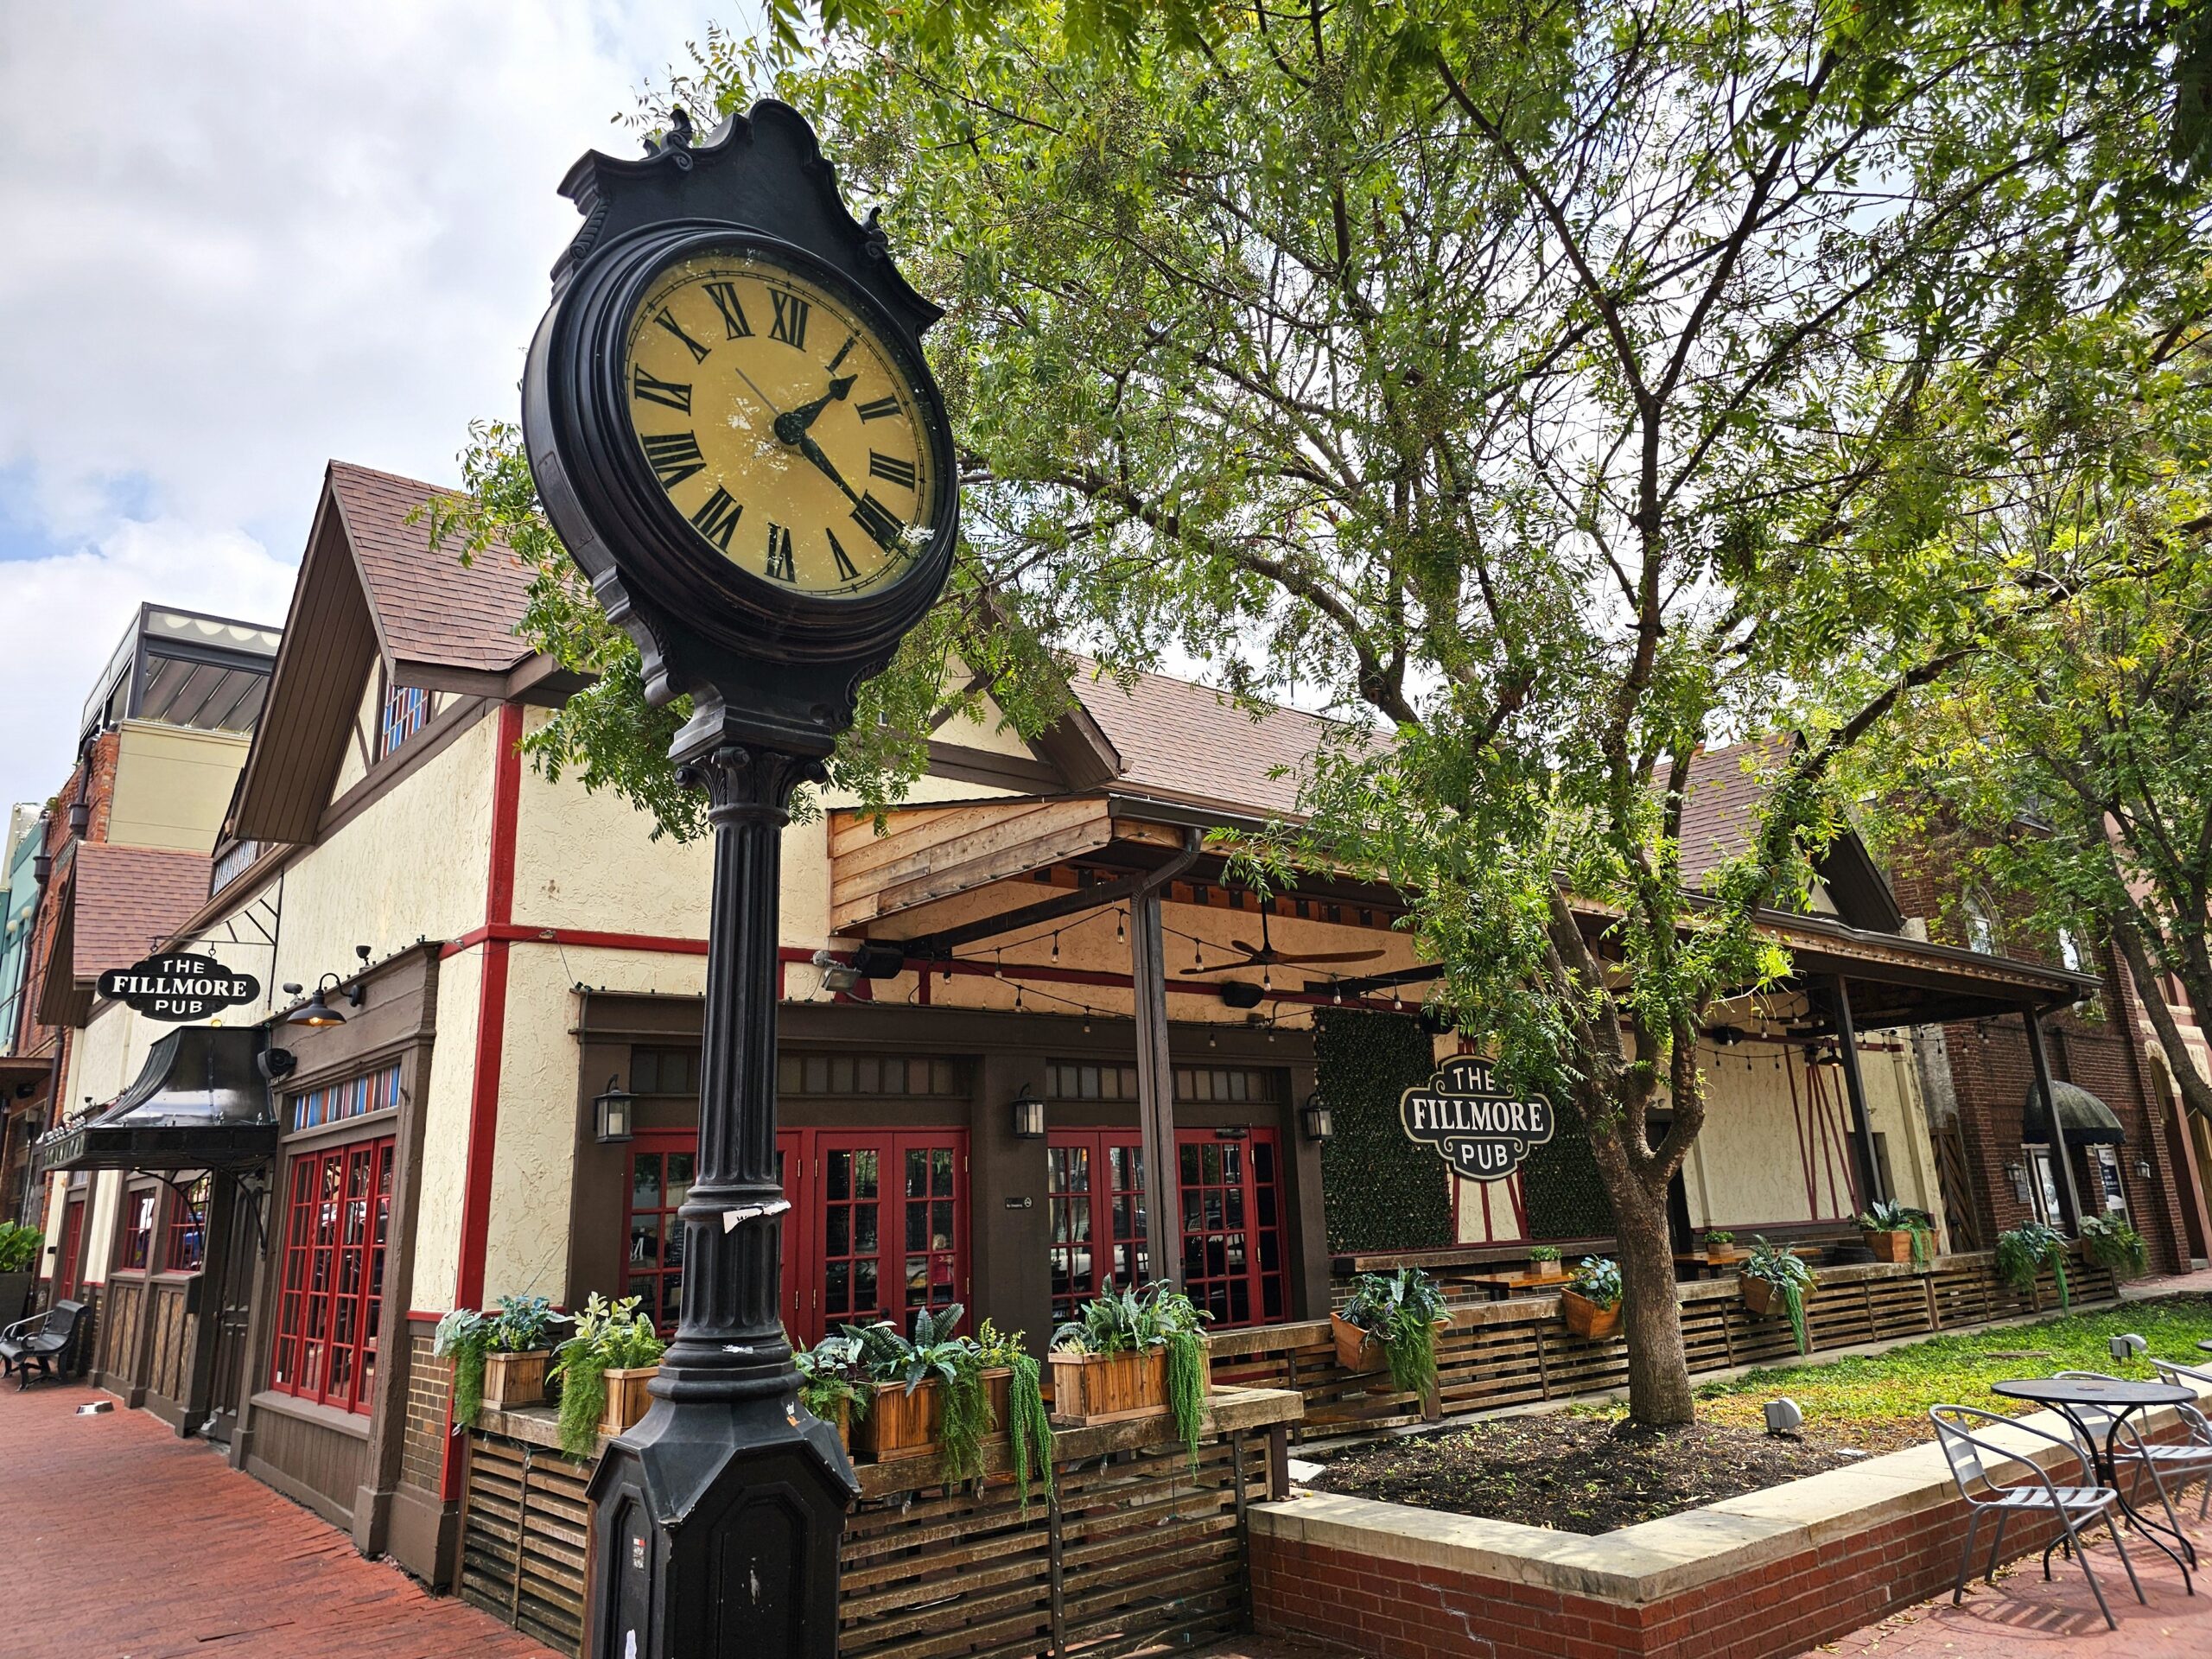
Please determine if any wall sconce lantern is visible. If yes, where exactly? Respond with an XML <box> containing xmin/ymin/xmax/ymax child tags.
<box><xmin>30</xmin><ymin>852</ymin><xmax>50</xmax><ymax>886</ymax></box>
<box><xmin>2005</xmin><ymin>1162</ymin><xmax>2031</xmax><ymax>1205</ymax></box>
<box><xmin>1300</xmin><ymin>1090</ymin><xmax>1334</xmax><ymax>1142</ymax></box>
<box><xmin>594</xmin><ymin>1074</ymin><xmax>636</xmax><ymax>1144</ymax></box>
<box><xmin>1009</xmin><ymin>1085</ymin><xmax>1046</xmax><ymax>1141</ymax></box>
<box><xmin>283</xmin><ymin>973</ymin><xmax>350</xmax><ymax>1027</ymax></box>
<box><xmin>2136</xmin><ymin>1159</ymin><xmax>2154</xmax><ymax>1180</ymax></box>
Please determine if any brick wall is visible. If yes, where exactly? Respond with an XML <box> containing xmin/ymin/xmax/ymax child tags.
<box><xmin>401</xmin><ymin>1322</ymin><xmax>449</xmax><ymax>1493</ymax></box>
<box><xmin>1251</xmin><ymin>1421</ymin><xmax>2188</xmax><ymax>1659</ymax></box>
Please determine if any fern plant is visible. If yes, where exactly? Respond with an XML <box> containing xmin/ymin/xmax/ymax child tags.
<box><xmin>843</xmin><ymin>1304</ymin><xmax>995</xmax><ymax>1483</ymax></box>
<box><xmin>1858</xmin><ymin>1201</ymin><xmax>1936</xmax><ymax>1269</ymax></box>
<box><xmin>550</xmin><ymin>1294</ymin><xmax>665</xmax><ymax>1459</ymax></box>
<box><xmin>1997</xmin><ymin>1223</ymin><xmax>2072</xmax><ymax>1310</ymax></box>
<box><xmin>1052</xmin><ymin>1283</ymin><xmax>1211</xmax><ymax>1469</ymax></box>
<box><xmin>1339</xmin><ymin>1268</ymin><xmax>1450</xmax><ymax>1400</ymax></box>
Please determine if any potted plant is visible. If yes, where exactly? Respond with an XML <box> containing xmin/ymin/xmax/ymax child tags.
<box><xmin>431</xmin><ymin>1307</ymin><xmax>493</xmax><ymax>1431</ymax></box>
<box><xmin>0</xmin><ymin>1222</ymin><xmax>43</xmax><ymax>1324</ymax></box>
<box><xmin>845</xmin><ymin>1304</ymin><xmax>1007</xmax><ymax>1481</ymax></box>
<box><xmin>1049</xmin><ymin>1283</ymin><xmax>1211</xmax><ymax>1464</ymax></box>
<box><xmin>482</xmin><ymin>1294</ymin><xmax>563</xmax><ymax>1410</ymax></box>
<box><xmin>1738</xmin><ymin>1236</ymin><xmax>1817</xmax><ymax>1353</ymax></box>
<box><xmin>1857</xmin><ymin>1201</ymin><xmax>1936</xmax><ymax>1268</ymax></box>
<box><xmin>550</xmin><ymin>1293</ymin><xmax>667</xmax><ymax>1458</ymax></box>
<box><xmin>1525</xmin><ymin>1246</ymin><xmax>1563</xmax><ymax>1276</ymax></box>
<box><xmin>793</xmin><ymin>1332</ymin><xmax>871</xmax><ymax>1452</ymax></box>
<box><xmin>1333</xmin><ymin>1268</ymin><xmax>1450</xmax><ymax>1414</ymax></box>
<box><xmin>2080</xmin><ymin>1213</ymin><xmax>2149</xmax><ymax>1280</ymax></box>
<box><xmin>977</xmin><ymin>1318</ymin><xmax>1056</xmax><ymax>1516</ymax></box>
<box><xmin>1997</xmin><ymin>1221</ymin><xmax>2073</xmax><ymax>1311</ymax></box>
<box><xmin>1703</xmin><ymin>1230</ymin><xmax>1737</xmax><ymax>1264</ymax></box>
<box><xmin>1559</xmin><ymin>1256</ymin><xmax>1623</xmax><ymax>1341</ymax></box>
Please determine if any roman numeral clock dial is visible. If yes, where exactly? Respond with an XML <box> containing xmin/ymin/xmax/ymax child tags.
<box><xmin>620</xmin><ymin>251</ymin><xmax>937</xmax><ymax>598</ymax></box>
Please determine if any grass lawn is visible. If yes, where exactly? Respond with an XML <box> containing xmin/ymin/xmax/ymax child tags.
<box><xmin>1665</xmin><ymin>1294</ymin><xmax>2212</xmax><ymax>1453</ymax></box>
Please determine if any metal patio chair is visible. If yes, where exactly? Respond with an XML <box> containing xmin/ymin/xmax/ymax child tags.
<box><xmin>0</xmin><ymin>1300</ymin><xmax>85</xmax><ymax>1389</ymax></box>
<box><xmin>1930</xmin><ymin>1403</ymin><xmax>2144</xmax><ymax>1630</ymax></box>
<box><xmin>2145</xmin><ymin>1359</ymin><xmax>2212</xmax><ymax>1522</ymax></box>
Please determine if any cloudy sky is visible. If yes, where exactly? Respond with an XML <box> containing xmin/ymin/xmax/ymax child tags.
<box><xmin>0</xmin><ymin>1</ymin><xmax>730</xmax><ymax>811</ymax></box>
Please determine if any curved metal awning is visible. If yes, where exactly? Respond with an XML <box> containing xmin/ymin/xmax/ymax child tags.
<box><xmin>33</xmin><ymin>1024</ymin><xmax>274</xmax><ymax>1177</ymax></box>
<box><xmin>2025</xmin><ymin>1079</ymin><xmax>2127</xmax><ymax>1147</ymax></box>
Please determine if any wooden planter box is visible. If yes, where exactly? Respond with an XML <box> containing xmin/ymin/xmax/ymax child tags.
<box><xmin>483</xmin><ymin>1349</ymin><xmax>550</xmax><ymax>1411</ymax></box>
<box><xmin>1048</xmin><ymin>1347</ymin><xmax>1204</xmax><ymax>1427</ymax></box>
<box><xmin>1862</xmin><ymin>1229</ymin><xmax>1921</xmax><ymax>1265</ymax></box>
<box><xmin>1559</xmin><ymin>1290</ymin><xmax>1620</xmax><ymax>1341</ymax></box>
<box><xmin>598</xmin><ymin>1364</ymin><xmax>658</xmax><ymax>1438</ymax></box>
<box><xmin>1739</xmin><ymin>1274</ymin><xmax>1789</xmax><ymax>1318</ymax></box>
<box><xmin>852</xmin><ymin>1370</ymin><xmax>1013</xmax><ymax>1464</ymax></box>
<box><xmin>1331</xmin><ymin>1313</ymin><xmax>1387</xmax><ymax>1374</ymax></box>
<box><xmin>1705</xmin><ymin>1247</ymin><xmax>1740</xmax><ymax>1266</ymax></box>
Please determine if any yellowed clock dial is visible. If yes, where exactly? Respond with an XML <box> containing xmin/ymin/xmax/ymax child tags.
<box><xmin>622</xmin><ymin>251</ymin><xmax>936</xmax><ymax>595</ymax></box>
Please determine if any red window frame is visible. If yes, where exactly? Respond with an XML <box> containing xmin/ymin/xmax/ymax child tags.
<box><xmin>1046</xmin><ymin>1131</ymin><xmax>1151</xmax><ymax>1324</ymax></box>
<box><xmin>268</xmin><ymin>1137</ymin><xmax>394</xmax><ymax>1414</ymax></box>
<box><xmin>622</xmin><ymin>1133</ymin><xmax>695</xmax><ymax>1334</ymax></box>
<box><xmin>161</xmin><ymin>1176</ymin><xmax>210</xmax><ymax>1274</ymax></box>
<box><xmin>117</xmin><ymin>1185</ymin><xmax>157</xmax><ymax>1274</ymax></box>
<box><xmin>625</xmin><ymin>1127</ymin><xmax>969</xmax><ymax>1349</ymax></box>
<box><xmin>1176</xmin><ymin>1129</ymin><xmax>1288</xmax><ymax>1328</ymax></box>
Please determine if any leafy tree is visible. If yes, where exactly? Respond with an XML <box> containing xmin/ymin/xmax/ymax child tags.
<box><xmin>454</xmin><ymin>2</ymin><xmax>2206</xmax><ymax>1421</ymax></box>
<box><xmin>1856</xmin><ymin>314</ymin><xmax>2212</xmax><ymax>1132</ymax></box>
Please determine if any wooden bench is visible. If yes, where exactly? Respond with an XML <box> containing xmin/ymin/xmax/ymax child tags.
<box><xmin>0</xmin><ymin>1300</ymin><xmax>85</xmax><ymax>1389</ymax></box>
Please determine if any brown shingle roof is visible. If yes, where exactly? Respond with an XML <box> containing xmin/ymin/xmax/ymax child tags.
<box><xmin>70</xmin><ymin>844</ymin><xmax>212</xmax><ymax>976</ymax></box>
<box><xmin>1067</xmin><ymin>665</ymin><xmax>1360</xmax><ymax>819</ymax></box>
<box><xmin>327</xmin><ymin>461</ymin><xmax>534</xmax><ymax>674</ymax></box>
<box><xmin>1675</xmin><ymin>735</ymin><xmax>1795</xmax><ymax>886</ymax></box>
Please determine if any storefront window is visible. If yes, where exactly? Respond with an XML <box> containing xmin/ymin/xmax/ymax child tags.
<box><xmin>1179</xmin><ymin>1133</ymin><xmax>1287</xmax><ymax>1326</ymax></box>
<box><xmin>162</xmin><ymin>1175</ymin><xmax>210</xmax><ymax>1273</ymax></box>
<box><xmin>1047</xmin><ymin>1133</ymin><xmax>1149</xmax><ymax>1323</ymax></box>
<box><xmin>290</xmin><ymin>1061</ymin><xmax>400</xmax><ymax>1133</ymax></box>
<box><xmin>2093</xmin><ymin>1146</ymin><xmax>2129</xmax><ymax>1216</ymax></box>
<box><xmin>269</xmin><ymin>1136</ymin><xmax>393</xmax><ymax>1415</ymax></box>
<box><xmin>626</xmin><ymin>1137</ymin><xmax>693</xmax><ymax>1332</ymax></box>
<box><xmin>119</xmin><ymin>1186</ymin><xmax>157</xmax><ymax>1273</ymax></box>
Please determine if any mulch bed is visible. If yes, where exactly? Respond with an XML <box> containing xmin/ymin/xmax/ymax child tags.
<box><xmin>1307</xmin><ymin>1414</ymin><xmax>1857</xmax><ymax>1535</ymax></box>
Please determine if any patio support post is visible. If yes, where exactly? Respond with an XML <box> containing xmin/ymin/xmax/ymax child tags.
<box><xmin>1830</xmin><ymin>975</ymin><xmax>1890</xmax><ymax>1211</ymax></box>
<box><xmin>1129</xmin><ymin>831</ymin><xmax>1203</xmax><ymax>1289</ymax></box>
<box><xmin>2024</xmin><ymin>1007</ymin><xmax>2086</xmax><ymax>1234</ymax></box>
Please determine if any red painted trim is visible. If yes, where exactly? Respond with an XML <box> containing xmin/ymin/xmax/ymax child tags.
<box><xmin>442</xmin><ymin>702</ymin><xmax>524</xmax><ymax>1501</ymax></box>
<box><xmin>441</xmin><ymin>922</ymin><xmax>717</xmax><ymax>959</ymax></box>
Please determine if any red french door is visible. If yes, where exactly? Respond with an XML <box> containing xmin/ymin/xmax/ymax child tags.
<box><xmin>1046</xmin><ymin>1128</ymin><xmax>1286</xmax><ymax>1328</ymax></box>
<box><xmin>1176</xmin><ymin>1130</ymin><xmax>1287</xmax><ymax>1327</ymax></box>
<box><xmin>1046</xmin><ymin>1131</ymin><xmax>1151</xmax><ymax>1324</ymax></box>
<box><xmin>54</xmin><ymin>1194</ymin><xmax>86</xmax><ymax>1297</ymax></box>
<box><xmin>626</xmin><ymin>1127</ymin><xmax>968</xmax><ymax>1348</ymax></box>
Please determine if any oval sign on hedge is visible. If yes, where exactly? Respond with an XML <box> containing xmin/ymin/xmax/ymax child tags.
<box><xmin>1400</xmin><ymin>1057</ymin><xmax>1556</xmax><ymax>1179</ymax></box>
<box><xmin>96</xmin><ymin>951</ymin><xmax>260</xmax><ymax>1022</ymax></box>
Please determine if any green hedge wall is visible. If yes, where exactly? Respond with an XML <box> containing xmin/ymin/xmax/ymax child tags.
<box><xmin>1520</xmin><ymin>1115</ymin><xmax>1617</xmax><ymax>1241</ymax></box>
<box><xmin>1315</xmin><ymin>1008</ymin><xmax>1454</xmax><ymax>1253</ymax></box>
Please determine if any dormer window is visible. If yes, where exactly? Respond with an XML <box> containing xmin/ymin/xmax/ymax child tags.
<box><xmin>1961</xmin><ymin>887</ymin><xmax>2001</xmax><ymax>956</ymax></box>
<box><xmin>2058</xmin><ymin>925</ymin><xmax>2091</xmax><ymax>976</ymax></box>
<box><xmin>377</xmin><ymin>680</ymin><xmax>428</xmax><ymax>760</ymax></box>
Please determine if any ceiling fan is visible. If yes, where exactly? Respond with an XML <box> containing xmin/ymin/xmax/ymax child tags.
<box><xmin>1179</xmin><ymin>906</ymin><xmax>1385</xmax><ymax>976</ymax></box>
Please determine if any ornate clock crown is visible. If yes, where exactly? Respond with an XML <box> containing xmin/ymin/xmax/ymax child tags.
<box><xmin>550</xmin><ymin>100</ymin><xmax>942</xmax><ymax>349</ymax></box>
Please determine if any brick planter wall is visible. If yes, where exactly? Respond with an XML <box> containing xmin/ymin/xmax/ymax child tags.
<box><xmin>1250</xmin><ymin>1393</ymin><xmax>2207</xmax><ymax>1659</ymax></box>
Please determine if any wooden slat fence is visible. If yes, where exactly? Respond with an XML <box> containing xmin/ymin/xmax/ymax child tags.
<box><xmin>461</xmin><ymin>1390</ymin><xmax>1296</xmax><ymax>1659</ymax></box>
<box><xmin>1214</xmin><ymin>1249</ymin><xmax>2123</xmax><ymax>1443</ymax></box>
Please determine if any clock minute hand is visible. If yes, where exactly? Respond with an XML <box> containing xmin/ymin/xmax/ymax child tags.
<box><xmin>773</xmin><ymin>375</ymin><xmax>857</xmax><ymax>444</ymax></box>
<box><xmin>795</xmin><ymin>432</ymin><xmax>865</xmax><ymax>509</ymax></box>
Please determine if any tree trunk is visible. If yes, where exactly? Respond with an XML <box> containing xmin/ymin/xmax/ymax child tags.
<box><xmin>2113</xmin><ymin>922</ymin><xmax>2212</xmax><ymax>1127</ymax></box>
<box><xmin>1613</xmin><ymin>1170</ymin><xmax>1694</xmax><ymax>1425</ymax></box>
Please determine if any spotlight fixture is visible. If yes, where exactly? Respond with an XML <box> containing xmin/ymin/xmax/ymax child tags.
<box><xmin>2109</xmin><ymin>1332</ymin><xmax>2149</xmax><ymax>1363</ymax></box>
<box><xmin>1763</xmin><ymin>1398</ymin><xmax>1804</xmax><ymax>1436</ymax></box>
<box><xmin>810</xmin><ymin>950</ymin><xmax>862</xmax><ymax>994</ymax></box>
<box><xmin>255</xmin><ymin>1047</ymin><xmax>299</xmax><ymax>1083</ymax></box>
<box><xmin>594</xmin><ymin>1074</ymin><xmax>636</xmax><ymax>1144</ymax></box>
<box><xmin>1009</xmin><ymin>1084</ymin><xmax>1046</xmax><ymax>1140</ymax></box>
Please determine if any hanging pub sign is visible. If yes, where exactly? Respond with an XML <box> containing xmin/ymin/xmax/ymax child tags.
<box><xmin>1401</xmin><ymin>1057</ymin><xmax>1556</xmax><ymax>1179</ymax></box>
<box><xmin>96</xmin><ymin>951</ymin><xmax>259</xmax><ymax>1022</ymax></box>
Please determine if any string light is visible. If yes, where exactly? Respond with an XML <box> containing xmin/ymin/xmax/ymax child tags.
<box><xmin>1116</xmin><ymin>911</ymin><xmax>1126</xmax><ymax>944</ymax></box>
<box><xmin>1051</xmin><ymin>931</ymin><xmax>1060</xmax><ymax>963</ymax></box>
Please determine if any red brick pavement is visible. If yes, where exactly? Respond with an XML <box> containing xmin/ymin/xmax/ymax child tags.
<box><xmin>3</xmin><ymin>1382</ymin><xmax>553</xmax><ymax>1659</ymax></box>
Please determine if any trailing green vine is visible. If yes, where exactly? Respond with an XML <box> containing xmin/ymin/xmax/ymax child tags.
<box><xmin>1997</xmin><ymin>1223</ymin><xmax>2071</xmax><ymax>1311</ymax></box>
<box><xmin>1005</xmin><ymin>1351</ymin><xmax>1055</xmax><ymax>1517</ymax></box>
<box><xmin>432</xmin><ymin>1309</ymin><xmax>489</xmax><ymax>1431</ymax></box>
<box><xmin>1165</xmin><ymin>1329</ymin><xmax>1208</xmax><ymax>1471</ymax></box>
<box><xmin>1741</xmin><ymin>1236</ymin><xmax>1817</xmax><ymax>1356</ymax></box>
<box><xmin>1340</xmin><ymin>1268</ymin><xmax>1449</xmax><ymax>1401</ymax></box>
<box><xmin>550</xmin><ymin>1294</ymin><xmax>666</xmax><ymax>1459</ymax></box>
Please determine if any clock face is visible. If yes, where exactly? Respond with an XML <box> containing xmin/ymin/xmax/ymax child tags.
<box><xmin>620</xmin><ymin>248</ymin><xmax>940</xmax><ymax>597</ymax></box>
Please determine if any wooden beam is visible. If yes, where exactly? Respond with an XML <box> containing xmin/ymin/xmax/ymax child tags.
<box><xmin>1130</xmin><ymin>830</ymin><xmax>1204</xmax><ymax>1292</ymax></box>
<box><xmin>2024</xmin><ymin>1009</ymin><xmax>2087</xmax><ymax>1235</ymax></box>
<box><xmin>1828</xmin><ymin>975</ymin><xmax>1889</xmax><ymax>1211</ymax></box>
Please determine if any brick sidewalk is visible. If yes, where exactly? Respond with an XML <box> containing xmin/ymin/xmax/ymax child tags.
<box><xmin>0</xmin><ymin>1382</ymin><xmax>552</xmax><ymax>1659</ymax></box>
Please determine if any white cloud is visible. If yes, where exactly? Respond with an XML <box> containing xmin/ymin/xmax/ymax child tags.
<box><xmin>0</xmin><ymin>520</ymin><xmax>301</xmax><ymax>808</ymax></box>
<box><xmin>0</xmin><ymin>0</ymin><xmax>728</xmax><ymax>805</ymax></box>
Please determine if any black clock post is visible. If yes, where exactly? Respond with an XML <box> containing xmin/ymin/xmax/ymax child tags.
<box><xmin>521</xmin><ymin>104</ymin><xmax>957</xmax><ymax>1659</ymax></box>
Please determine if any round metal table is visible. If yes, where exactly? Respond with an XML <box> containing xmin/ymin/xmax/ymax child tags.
<box><xmin>1991</xmin><ymin>1376</ymin><xmax>2197</xmax><ymax>1584</ymax></box>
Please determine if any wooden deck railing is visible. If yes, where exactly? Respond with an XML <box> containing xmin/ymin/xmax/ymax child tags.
<box><xmin>1213</xmin><ymin>1249</ymin><xmax>2120</xmax><ymax>1443</ymax></box>
<box><xmin>458</xmin><ymin>1385</ymin><xmax>1304</xmax><ymax>1658</ymax></box>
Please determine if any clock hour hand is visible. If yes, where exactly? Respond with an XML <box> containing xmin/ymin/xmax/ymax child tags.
<box><xmin>773</xmin><ymin>375</ymin><xmax>856</xmax><ymax>444</ymax></box>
